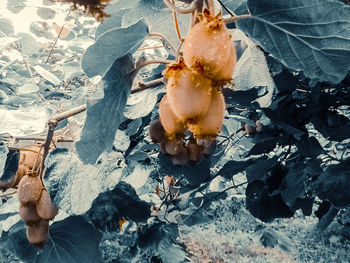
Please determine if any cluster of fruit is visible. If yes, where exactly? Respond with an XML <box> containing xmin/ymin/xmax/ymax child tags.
<box><xmin>149</xmin><ymin>10</ymin><xmax>236</xmax><ymax>165</ymax></box>
<box><xmin>1</xmin><ymin>145</ymin><xmax>58</xmax><ymax>248</ymax></box>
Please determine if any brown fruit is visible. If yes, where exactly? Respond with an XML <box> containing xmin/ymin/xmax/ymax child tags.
<box><xmin>196</xmin><ymin>138</ymin><xmax>217</xmax><ymax>156</ymax></box>
<box><xmin>19</xmin><ymin>204</ymin><xmax>41</xmax><ymax>225</ymax></box>
<box><xmin>0</xmin><ymin>173</ymin><xmax>17</xmax><ymax>191</ymax></box>
<box><xmin>172</xmin><ymin>146</ymin><xmax>189</xmax><ymax>166</ymax></box>
<box><xmin>164</xmin><ymin>139</ymin><xmax>185</xmax><ymax>156</ymax></box>
<box><xmin>159</xmin><ymin>94</ymin><xmax>187</xmax><ymax>137</ymax></box>
<box><xmin>26</xmin><ymin>219</ymin><xmax>49</xmax><ymax>248</ymax></box>
<box><xmin>188</xmin><ymin>89</ymin><xmax>225</xmax><ymax>138</ymax></box>
<box><xmin>255</xmin><ymin>120</ymin><xmax>263</xmax><ymax>132</ymax></box>
<box><xmin>149</xmin><ymin>119</ymin><xmax>167</xmax><ymax>143</ymax></box>
<box><xmin>36</xmin><ymin>189</ymin><xmax>58</xmax><ymax>220</ymax></box>
<box><xmin>183</xmin><ymin>9</ymin><xmax>236</xmax><ymax>82</ymax></box>
<box><xmin>187</xmin><ymin>139</ymin><xmax>204</xmax><ymax>163</ymax></box>
<box><xmin>164</xmin><ymin>59</ymin><xmax>213</xmax><ymax>121</ymax></box>
<box><xmin>18</xmin><ymin>175</ymin><xmax>43</xmax><ymax>205</ymax></box>
<box><xmin>16</xmin><ymin>145</ymin><xmax>43</xmax><ymax>180</ymax></box>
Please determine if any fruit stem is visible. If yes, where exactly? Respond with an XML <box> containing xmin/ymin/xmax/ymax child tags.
<box><xmin>173</xmin><ymin>11</ymin><xmax>184</xmax><ymax>41</ymax></box>
<box><xmin>205</xmin><ymin>0</ymin><xmax>215</xmax><ymax>15</ymax></box>
<box><xmin>148</xmin><ymin>33</ymin><xmax>177</xmax><ymax>54</ymax></box>
<box><xmin>223</xmin><ymin>14</ymin><xmax>252</xmax><ymax>24</ymax></box>
<box><xmin>131</xmin><ymin>77</ymin><xmax>165</xmax><ymax>94</ymax></box>
<box><xmin>163</xmin><ymin>0</ymin><xmax>202</xmax><ymax>14</ymax></box>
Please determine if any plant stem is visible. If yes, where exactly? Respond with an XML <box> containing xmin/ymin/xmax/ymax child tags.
<box><xmin>131</xmin><ymin>77</ymin><xmax>165</xmax><ymax>94</ymax></box>
<box><xmin>224</xmin><ymin>14</ymin><xmax>252</xmax><ymax>23</ymax></box>
<box><xmin>148</xmin><ymin>33</ymin><xmax>177</xmax><ymax>53</ymax></box>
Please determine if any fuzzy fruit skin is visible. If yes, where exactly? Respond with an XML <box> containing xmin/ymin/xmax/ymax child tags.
<box><xmin>19</xmin><ymin>204</ymin><xmax>41</xmax><ymax>225</ymax></box>
<box><xmin>245</xmin><ymin>123</ymin><xmax>256</xmax><ymax>135</ymax></box>
<box><xmin>18</xmin><ymin>175</ymin><xmax>43</xmax><ymax>206</ymax></box>
<box><xmin>159</xmin><ymin>94</ymin><xmax>187</xmax><ymax>137</ymax></box>
<box><xmin>16</xmin><ymin>145</ymin><xmax>43</xmax><ymax>183</ymax></box>
<box><xmin>36</xmin><ymin>189</ymin><xmax>58</xmax><ymax>220</ymax></box>
<box><xmin>189</xmin><ymin>89</ymin><xmax>225</xmax><ymax>138</ymax></box>
<box><xmin>165</xmin><ymin>60</ymin><xmax>212</xmax><ymax>121</ymax></box>
<box><xmin>196</xmin><ymin>138</ymin><xmax>217</xmax><ymax>156</ymax></box>
<box><xmin>183</xmin><ymin>11</ymin><xmax>236</xmax><ymax>82</ymax></box>
<box><xmin>26</xmin><ymin>219</ymin><xmax>49</xmax><ymax>248</ymax></box>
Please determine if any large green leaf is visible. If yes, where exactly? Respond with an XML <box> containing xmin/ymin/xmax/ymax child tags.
<box><xmin>81</xmin><ymin>20</ymin><xmax>148</xmax><ymax>77</ymax></box>
<box><xmin>237</xmin><ymin>0</ymin><xmax>350</xmax><ymax>84</ymax></box>
<box><xmin>6</xmin><ymin>216</ymin><xmax>102</xmax><ymax>263</ymax></box>
<box><xmin>76</xmin><ymin>54</ymin><xmax>135</xmax><ymax>164</ymax></box>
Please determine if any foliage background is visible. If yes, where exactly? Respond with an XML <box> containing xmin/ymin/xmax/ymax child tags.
<box><xmin>0</xmin><ymin>0</ymin><xmax>350</xmax><ymax>262</ymax></box>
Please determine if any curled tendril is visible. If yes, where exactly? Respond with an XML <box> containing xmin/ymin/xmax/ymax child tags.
<box><xmin>53</xmin><ymin>0</ymin><xmax>111</xmax><ymax>21</ymax></box>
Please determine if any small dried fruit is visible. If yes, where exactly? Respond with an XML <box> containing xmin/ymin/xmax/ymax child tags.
<box><xmin>18</xmin><ymin>175</ymin><xmax>43</xmax><ymax>205</ymax></box>
<box><xmin>196</xmin><ymin>138</ymin><xmax>217</xmax><ymax>156</ymax></box>
<box><xmin>149</xmin><ymin>119</ymin><xmax>167</xmax><ymax>143</ymax></box>
<box><xmin>36</xmin><ymin>189</ymin><xmax>59</xmax><ymax>220</ymax></box>
<box><xmin>26</xmin><ymin>219</ymin><xmax>49</xmax><ymax>248</ymax></box>
<box><xmin>164</xmin><ymin>138</ymin><xmax>185</xmax><ymax>156</ymax></box>
<box><xmin>187</xmin><ymin>139</ymin><xmax>203</xmax><ymax>163</ymax></box>
<box><xmin>164</xmin><ymin>59</ymin><xmax>212</xmax><ymax>121</ymax></box>
<box><xmin>172</xmin><ymin>145</ymin><xmax>189</xmax><ymax>165</ymax></box>
<box><xmin>245</xmin><ymin>123</ymin><xmax>256</xmax><ymax>135</ymax></box>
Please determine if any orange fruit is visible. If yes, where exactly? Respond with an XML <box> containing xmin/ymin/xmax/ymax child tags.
<box><xmin>159</xmin><ymin>94</ymin><xmax>187</xmax><ymax>137</ymax></box>
<box><xmin>189</xmin><ymin>89</ymin><xmax>225</xmax><ymax>138</ymax></box>
<box><xmin>183</xmin><ymin>9</ymin><xmax>236</xmax><ymax>82</ymax></box>
<box><xmin>164</xmin><ymin>59</ymin><xmax>212</xmax><ymax>121</ymax></box>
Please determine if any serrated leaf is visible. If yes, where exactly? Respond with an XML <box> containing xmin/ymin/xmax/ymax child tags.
<box><xmin>222</xmin><ymin>0</ymin><xmax>248</xmax><ymax>15</ymax></box>
<box><xmin>124</xmin><ymin>86</ymin><xmax>163</xmax><ymax>119</ymax></box>
<box><xmin>232</xmin><ymin>30</ymin><xmax>275</xmax><ymax>107</ymax></box>
<box><xmin>0</xmin><ymin>18</ymin><xmax>14</xmax><ymax>36</ymax></box>
<box><xmin>17</xmin><ymin>83</ymin><xmax>39</xmax><ymax>95</ymax></box>
<box><xmin>237</xmin><ymin>0</ymin><xmax>350</xmax><ymax>84</ymax></box>
<box><xmin>33</xmin><ymin>65</ymin><xmax>60</xmax><ymax>85</ymax></box>
<box><xmin>44</xmin><ymin>148</ymin><xmax>126</xmax><ymax>215</ymax></box>
<box><xmin>81</xmin><ymin>19</ymin><xmax>148</xmax><ymax>77</ymax></box>
<box><xmin>7</xmin><ymin>216</ymin><xmax>102</xmax><ymax>263</ymax></box>
<box><xmin>76</xmin><ymin>54</ymin><xmax>135</xmax><ymax>164</ymax></box>
<box><xmin>245</xmin><ymin>156</ymin><xmax>278</xmax><ymax>182</ymax></box>
<box><xmin>312</xmin><ymin>163</ymin><xmax>350</xmax><ymax>208</ymax></box>
<box><xmin>85</xmin><ymin>181</ymin><xmax>151</xmax><ymax>232</ymax></box>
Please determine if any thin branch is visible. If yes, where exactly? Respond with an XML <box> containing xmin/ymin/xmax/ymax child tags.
<box><xmin>163</xmin><ymin>0</ymin><xmax>202</xmax><ymax>14</ymax></box>
<box><xmin>48</xmin><ymin>104</ymin><xmax>87</xmax><ymax>124</ymax></box>
<box><xmin>0</xmin><ymin>191</ymin><xmax>17</xmax><ymax>198</ymax></box>
<box><xmin>224</xmin><ymin>14</ymin><xmax>252</xmax><ymax>23</ymax></box>
<box><xmin>131</xmin><ymin>77</ymin><xmax>165</xmax><ymax>94</ymax></box>
<box><xmin>148</xmin><ymin>33</ymin><xmax>177</xmax><ymax>53</ymax></box>
<box><xmin>46</xmin><ymin>9</ymin><xmax>71</xmax><ymax>63</ymax></box>
<box><xmin>173</xmin><ymin>11</ymin><xmax>184</xmax><ymax>41</ymax></box>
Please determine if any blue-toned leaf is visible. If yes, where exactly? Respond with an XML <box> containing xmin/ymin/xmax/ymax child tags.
<box><xmin>237</xmin><ymin>0</ymin><xmax>350</xmax><ymax>84</ymax></box>
<box><xmin>76</xmin><ymin>54</ymin><xmax>135</xmax><ymax>164</ymax></box>
<box><xmin>81</xmin><ymin>20</ymin><xmax>148</xmax><ymax>77</ymax></box>
<box><xmin>124</xmin><ymin>86</ymin><xmax>164</xmax><ymax>119</ymax></box>
<box><xmin>232</xmin><ymin>30</ymin><xmax>275</xmax><ymax>107</ymax></box>
<box><xmin>0</xmin><ymin>148</ymin><xmax>19</xmax><ymax>190</ymax></box>
<box><xmin>0</xmin><ymin>18</ymin><xmax>14</xmax><ymax>36</ymax></box>
<box><xmin>7</xmin><ymin>0</ymin><xmax>26</xmax><ymax>14</ymax></box>
<box><xmin>36</xmin><ymin>7</ymin><xmax>56</xmax><ymax>20</ymax></box>
<box><xmin>95</xmin><ymin>8</ymin><xmax>130</xmax><ymax>39</ymax></box>
<box><xmin>7</xmin><ymin>216</ymin><xmax>102</xmax><ymax>263</ymax></box>
<box><xmin>85</xmin><ymin>181</ymin><xmax>151</xmax><ymax>232</ymax></box>
<box><xmin>44</xmin><ymin>148</ymin><xmax>126</xmax><ymax>215</ymax></box>
<box><xmin>312</xmin><ymin>163</ymin><xmax>350</xmax><ymax>208</ymax></box>
<box><xmin>222</xmin><ymin>0</ymin><xmax>248</xmax><ymax>15</ymax></box>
